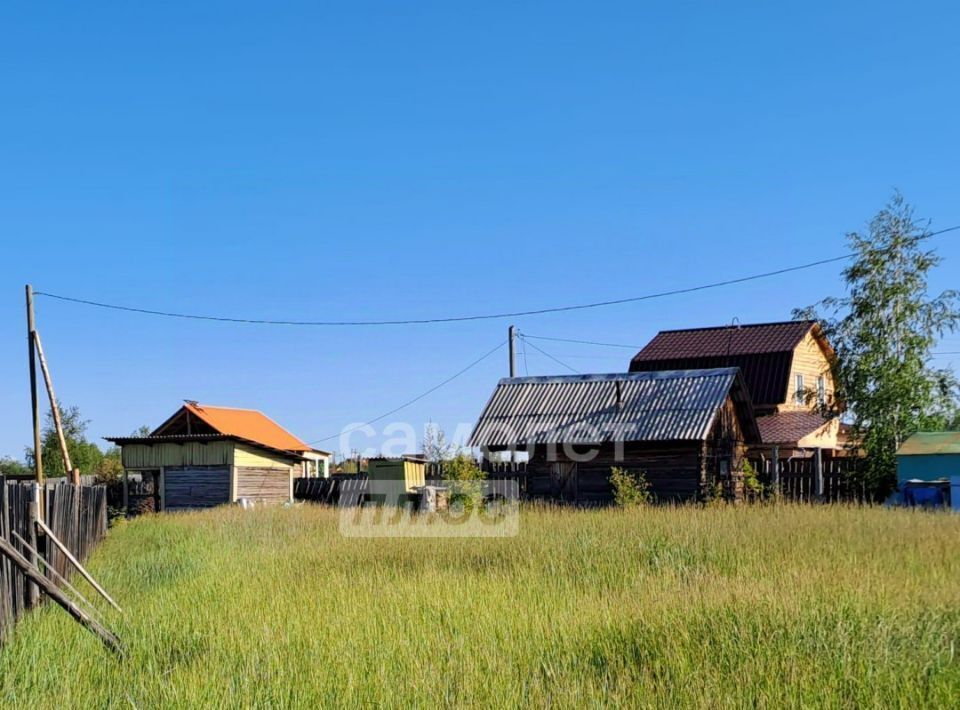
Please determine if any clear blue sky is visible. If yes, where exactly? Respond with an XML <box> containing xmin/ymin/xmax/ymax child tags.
<box><xmin>1</xmin><ymin>1</ymin><xmax>958</xmax><ymax>460</ymax></box>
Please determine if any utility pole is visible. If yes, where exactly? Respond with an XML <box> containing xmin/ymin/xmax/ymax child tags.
<box><xmin>26</xmin><ymin>285</ymin><xmax>43</xmax><ymax>487</ymax></box>
<box><xmin>508</xmin><ymin>325</ymin><xmax>516</xmax><ymax>378</ymax></box>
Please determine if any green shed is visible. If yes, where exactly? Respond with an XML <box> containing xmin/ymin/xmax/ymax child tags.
<box><xmin>895</xmin><ymin>432</ymin><xmax>960</xmax><ymax>509</ymax></box>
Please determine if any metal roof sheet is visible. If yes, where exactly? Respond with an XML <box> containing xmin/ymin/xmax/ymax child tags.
<box><xmin>629</xmin><ymin>321</ymin><xmax>825</xmax><ymax>407</ymax></box>
<box><xmin>896</xmin><ymin>432</ymin><xmax>960</xmax><ymax>456</ymax></box>
<box><xmin>633</xmin><ymin>321</ymin><xmax>815</xmax><ymax>359</ymax></box>
<box><xmin>469</xmin><ymin>368</ymin><xmax>757</xmax><ymax>448</ymax></box>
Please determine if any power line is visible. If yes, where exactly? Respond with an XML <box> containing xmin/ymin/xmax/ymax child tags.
<box><xmin>520</xmin><ymin>335</ymin><xmax>580</xmax><ymax>374</ymax></box>
<box><xmin>522</xmin><ymin>333</ymin><xmax>641</xmax><ymax>349</ymax></box>
<box><xmin>33</xmin><ymin>224</ymin><xmax>960</xmax><ymax>327</ymax></box>
<box><xmin>307</xmin><ymin>339</ymin><xmax>506</xmax><ymax>444</ymax></box>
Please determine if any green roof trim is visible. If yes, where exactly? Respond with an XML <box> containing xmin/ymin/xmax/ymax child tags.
<box><xmin>896</xmin><ymin>432</ymin><xmax>960</xmax><ymax>456</ymax></box>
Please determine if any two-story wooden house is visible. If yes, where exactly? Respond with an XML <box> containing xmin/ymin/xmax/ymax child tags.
<box><xmin>629</xmin><ymin>320</ymin><xmax>842</xmax><ymax>457</ymax></box>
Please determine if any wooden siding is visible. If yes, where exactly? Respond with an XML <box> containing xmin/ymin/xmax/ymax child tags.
<box><xmin>233</xmin><ymin>443</ymin><xmax>299</xmax><ymax>469</ymax></box>
<box><xmin>703</xmin><ymin>394</ymin><xmax>749</xmax><ymax>486</ymax></box>
<box><xmin>163</xmin><ymin>466</ymin><xmax>231</xmax><ymax>509</ymax></box>
<box><xmin>784</xmin><ymin>331</ymin><xmax>834</xmax><ymax>410</ymax></box>
<box><xmin>120</xmin><ymin>441</ymin><xmax>233</xmax><ymax>469</ymax></box>
<box><xmin>525</xmin><ymin>442</ymin><xmax>703</xmax><ymax>504</ymax></box>
<box><xmin>236</xmin><ymin>467</ymin><xmax>291</xmax><ymax>503</ymax></box>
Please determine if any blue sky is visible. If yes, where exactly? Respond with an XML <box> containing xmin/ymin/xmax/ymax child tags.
<box><xmin>1</xmin><ymin>1</ymin><xmax>958</xmax><ymax>460</ymax></box>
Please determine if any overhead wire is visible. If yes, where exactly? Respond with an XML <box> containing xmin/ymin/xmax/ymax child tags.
<box><xmin>519</xmin><ymin>334</ymin><xmax>580</xmax><ymax>374</ymax></box>
<box><xmin>33</xmin><ymin>224</ymin><xmax>960</xmax><ymax>327</ymax></box>
<box><xmin>307</xmin><ymin>339</ymin><xmax>507</xmax><ymax>444</ymax></box>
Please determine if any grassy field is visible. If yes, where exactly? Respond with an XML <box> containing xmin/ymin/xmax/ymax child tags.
<box><xmin>0</xmin><ymin>504</ymin><xmax>958</xmax><ymax>708</ymax></box>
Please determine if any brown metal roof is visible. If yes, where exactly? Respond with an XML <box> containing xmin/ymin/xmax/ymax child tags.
<box><xmin>630</xmin><ymin>320</ymin><xmax>820</xmax><ymax>406</ymax></box>
<box><xmin>756</xmin><ymin>410</ymin><xmax>834</xmax><ymax>445</ymax></box>
<box><xmin>633</xmin><ymin>320</ymin><xmax>815</xmax><ymax>359</ymax></box>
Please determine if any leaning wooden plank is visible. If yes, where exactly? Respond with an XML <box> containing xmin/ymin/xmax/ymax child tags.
<box><xmin>0</xmin><ymin>535</ymin><xmax>122</xmax><ymax>655</ymax></box>
<box><xmin>36</xmin><ymin>518</ymin><xmax>122</xmax><ymax>613</ymax></box>
<box><xmin>32</xmin><ymin>332</ymin><xmax>75</xmax><ymax>481</ymax></box>
<box><xmin>10</xmin><ymin>530</ymin><xmax>107</xmax><ymax>629</ymax></box>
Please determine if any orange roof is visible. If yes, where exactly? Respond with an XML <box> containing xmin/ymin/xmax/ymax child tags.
<box><xmin>180</xmin><ymin>403</ymin><xmax>312</xmax><ymax>453</ymax></box>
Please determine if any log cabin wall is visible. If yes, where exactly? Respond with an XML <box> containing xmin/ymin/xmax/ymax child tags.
<box><xmin>702</xmin><ymin>394</ymin><xmax>750</xmax><ymax>498</ymax></box>
<box><xmin>525</xmin><ymin>440</ymin><xmax>704</xmax><ymax>504</ymax></box>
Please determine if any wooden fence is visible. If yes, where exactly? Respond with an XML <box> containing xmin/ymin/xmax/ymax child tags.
<box><xmin>750</xmin><ymin>457</ymin><xmax>867</xmax><ymax>503</ymax></box>
<box><xmin>0</xmin><ymin>478</ymin><xmax>108</xmax><ymax>641</ymax></box>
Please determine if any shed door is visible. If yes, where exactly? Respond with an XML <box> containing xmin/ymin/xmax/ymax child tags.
<box><xmin>164</xmin><ymin>466</ymin><xmax>231</xmax><ymax>510</ymax></box>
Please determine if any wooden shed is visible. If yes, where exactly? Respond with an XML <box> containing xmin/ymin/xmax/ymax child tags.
<box><xmin>106</xmin><ymin>402</ymin><xmax>330</xmax><ymax>512</ymax></box>
<box><xmin>469</xmin><ymin>368</ymin><xmax>760</xmax><ymax>504</ymax></box>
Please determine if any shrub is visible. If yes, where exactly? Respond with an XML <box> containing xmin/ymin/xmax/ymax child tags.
<box><xmin>742</xmin><ymin>460</ymin><xmax>764</xmax><ymax>500</ymax></box>
<box><xmin>610</xmin><ymin>466</ymin><xmax>652</xmax><ymax>507</ymax></box>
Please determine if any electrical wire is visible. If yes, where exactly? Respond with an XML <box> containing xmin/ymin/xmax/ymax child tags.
<box><xmin>307</xmin><ymin>339</ymin><xmax>506</xmax><ymax>444</ymax></box>
<box><xmin>520</xmin><ymin>335</ymin><xmax>580</xmax><ymax>374</ymax></box>
<box><xmin>521</xmin><ymin>334</ymin><xmax>642</xmax><ymax>349</ymax></box>
<box><xmin>33</xmin><ymin>224</ymin><xmax>960</xmax><ymax>327</ymax></box>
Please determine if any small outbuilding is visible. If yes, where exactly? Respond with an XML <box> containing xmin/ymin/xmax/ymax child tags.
<box><xmin>107</xmin><ymin>402</ymin><xmax>331</xmax><ymax>512</ymax></box>
<box><xmin>895</xmin><ymin>432</ymin><xmax>960</xmax><ymax>509</ymax></box>
<box><xmin>469</xmin><ymin>368</ymin><xmax>760</xmax><ymax>504</ymax></box>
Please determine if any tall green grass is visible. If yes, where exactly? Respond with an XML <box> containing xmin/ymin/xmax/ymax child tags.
<box><xmin>0</xmin><ymin>504</ymin><xmax>957</xmax><ymax>707</ymax></box>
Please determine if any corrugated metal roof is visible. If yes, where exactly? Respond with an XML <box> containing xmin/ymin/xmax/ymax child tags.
<box><xmin>896</xmin><ymin>432</ymin><xmax>960</xmax><ymax>456</ymax></box>
<box><xmin>469</xmin><ymin>368</ymin><xmax>758</xmax><ymax>448</ymax></box>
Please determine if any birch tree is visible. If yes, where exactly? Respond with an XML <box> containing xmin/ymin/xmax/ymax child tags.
<box><xmin>795</xmin><ymin>193</ymin><xmax>959</xmax><ymax>499</ymax></box>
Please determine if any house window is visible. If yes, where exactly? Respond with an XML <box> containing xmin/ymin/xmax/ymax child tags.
<box><xmin>794</xmin><ymin>374</ymin><xmax>805</xmax><ymax>405</ymax></box>
<box><xmin>817</xmin><ymin>376</ymin><xmax>826</xmax><ymax>406</ymax></box>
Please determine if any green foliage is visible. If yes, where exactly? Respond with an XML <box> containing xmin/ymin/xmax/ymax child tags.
<box><xmin>742</xmin><ymin>461</ymin><xmax>763</xmax><ymax>499</ymax></box>
<box><xmin>796</xmin><ymin>193</ymin><xmax>960</xmax><ymax>499</ymax></box>
<box><xmin>610</xmin><ymin>466</ymin><xmax>652</xmax><ymax>507</ymax></box>
<box><xmin>24</xmin><ymin>403</ymin><xmax>121</xmax><ymax>479</ymax></box>
<box><xmin>442</xmin><ymin>452</ymin><xmax>486</xmax><ymax>511</ymax></box>
<box><xmin>0</xmin><ymin>456</ymin><xmax>31</xmax><ymax>478</ymax></box>
<box><xmin>1</xmin><ymin>505</ymin><xmax>958</xmax><ymax>706</ymax></box>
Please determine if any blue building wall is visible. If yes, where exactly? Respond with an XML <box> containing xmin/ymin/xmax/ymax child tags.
<box><xmin>897</xmin><ymin>454</ymin><xmax>960</xmax><ymax>484</ymax></box>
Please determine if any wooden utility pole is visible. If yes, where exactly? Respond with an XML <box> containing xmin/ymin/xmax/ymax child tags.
<box><xmin>26</xmin><ymin>285</ymin><xmax>43</xmax><ymax>487</ymax></box>
<box><xmin>508</xmin><ymin>325</ymin><xmax>516</xmax><ymax>378</ymax></box>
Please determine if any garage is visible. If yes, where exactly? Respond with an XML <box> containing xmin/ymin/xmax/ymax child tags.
<box><xmin>164</xmin><ymin>466</ymin><xmax>231</xmax><ymax>510</ymax></box>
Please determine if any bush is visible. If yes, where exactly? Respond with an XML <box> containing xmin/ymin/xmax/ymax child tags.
<box><xmin>610</xmin><ymin>467</ymin><xmax>652</xmax><ymax>507</ymax></box>
<box><xmin>742</xmin><ymin>460</ymin><xmax>764</xmax><ymax>500</ymax></box>
<box><xmin>442</xmin><ymin>453</ymin><xmax>486</xmax><ymax>512</ymax></box>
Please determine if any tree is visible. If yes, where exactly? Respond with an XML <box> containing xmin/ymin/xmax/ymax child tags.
<box><xmin>25</xmin><ymin>402</ymin><xmax>117</xmax><ymax>479</ymax></box>
<box><xmin>421</xmin><ymin>423</ymin><xmax>453</xmax><ymax>463</ymax></box>
<box><xmin>0</xmin><ymin>457</ymin><xmax>31</xmax><ymax>478</ymax></box>
<box><xmin>795</xmin><ymin>193</ymin><xmax>960</xmax><ymax>499</ymax></box>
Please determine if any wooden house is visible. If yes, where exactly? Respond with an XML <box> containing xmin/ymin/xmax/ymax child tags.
<box><xmin>106</xmin><ymin>402</ymin><xmax>331</xmax><ymax>512</ymax></box>
<box><xmin>629</xmin><ymin>320</ymin><xmax>842</xmax><ymax>457</ymax></box>
<box><xmin>469</xmin><ymin>368</ymin><xmax>760</xmax><ymax>503</ymax></box>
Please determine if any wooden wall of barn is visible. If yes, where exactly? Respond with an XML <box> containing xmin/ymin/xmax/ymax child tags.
<box><xmin>525</xmin><ymin>441</ymin><xmax>704</xmax><ymax>504</ymax></box>
<box><xmin>235</xmin><ymin>467</ymin><xmax>292</xmax><ymax>503</ymax></box>
<box><xmin>120</xmin><ymin>441</ymin><xmax>233</xmax><ymax>468</ymax></box>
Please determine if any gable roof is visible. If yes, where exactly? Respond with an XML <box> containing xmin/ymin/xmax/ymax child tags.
<box><xmin>629</xmin><ymin>320</ymin><xmax>827</xmax><ymax>406</ymax></box>
<box><xmin>897</xmin><ymin>432</ymin><xmax>960</xmax><ymax>456</ymax></box>
<box><xmin>150</xmin><ymin>403</ymin><xmax>317</xmax><ymax>454</ymax></box>
<box><xmin>633</xmin><ymin>320</ymin><xmax>816</xmax><ymax>360</ymax></box>
<box><xmin>469</xmin><ymin>368</ymin><xmax>759</xmax><ymax>448</ymax></box>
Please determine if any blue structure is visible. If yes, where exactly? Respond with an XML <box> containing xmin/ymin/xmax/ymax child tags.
<box><xmin>895</xmin><ymin>432</ymin><xmax>960</xmax><ymax>510</ymax></box>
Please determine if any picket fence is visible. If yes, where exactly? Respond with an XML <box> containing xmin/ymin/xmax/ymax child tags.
<box><xmin>0</xmin><ymin>478</ymin><xmax>107</xmax><ymax>641</ymax></box>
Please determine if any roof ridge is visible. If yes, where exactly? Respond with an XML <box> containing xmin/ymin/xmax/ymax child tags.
<box><xmin>655</xmin><ymin>319</ymin><xmax>814</xmax><ymax>335</ymax></box>
<box><xmin>500</xmin><ymin>367</ymin><xmax>738</xmax><ymax>385</ymax></box>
